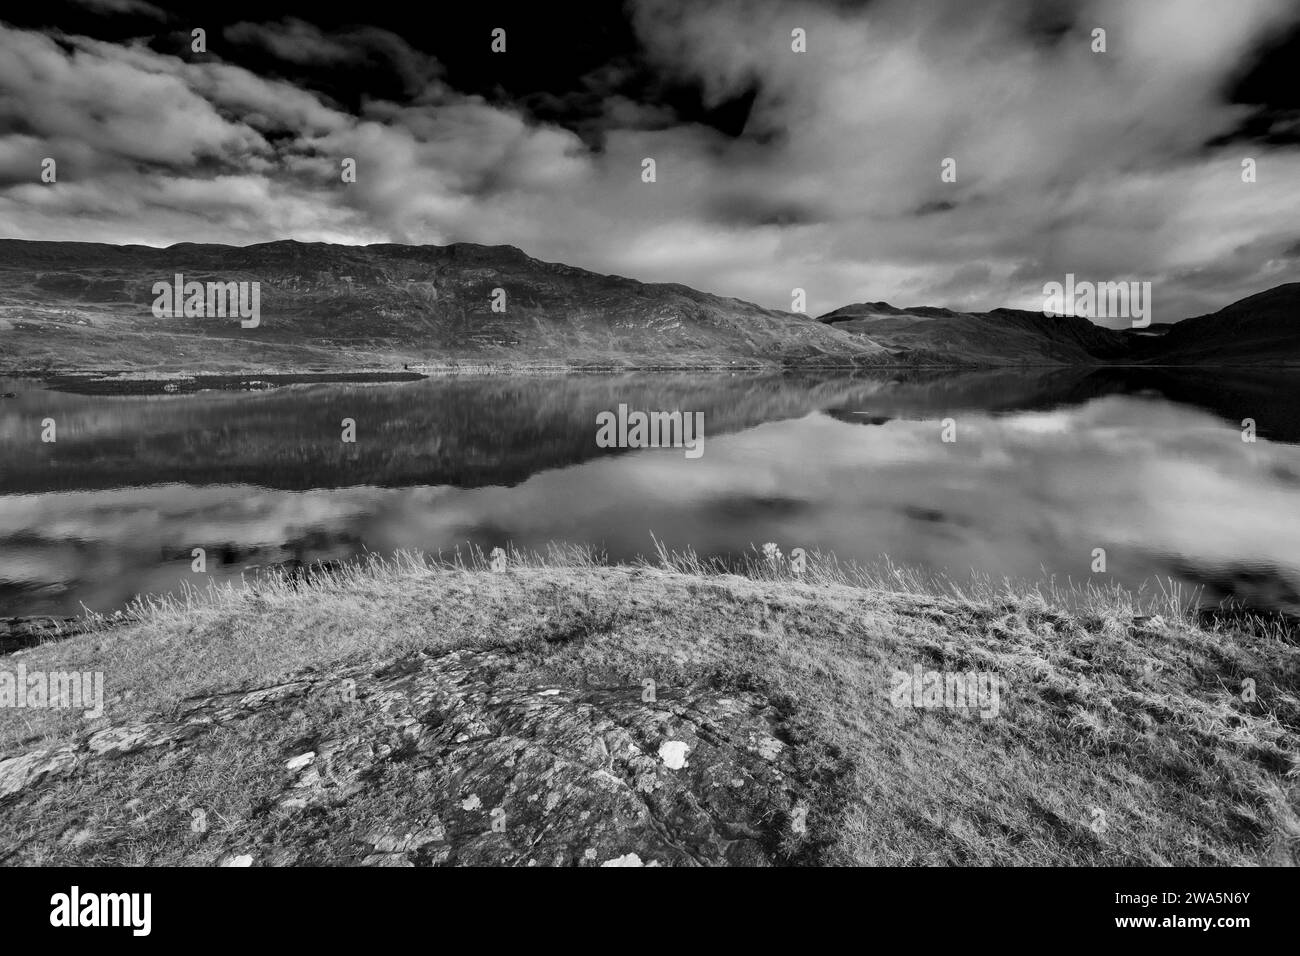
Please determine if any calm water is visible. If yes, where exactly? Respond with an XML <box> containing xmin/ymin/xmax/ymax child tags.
<box><xmin>2</xmin><ymin>367</ymin><xmax>1300</xmax><ymax>617</ymax></box>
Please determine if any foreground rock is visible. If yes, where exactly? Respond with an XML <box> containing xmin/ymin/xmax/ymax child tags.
<box><xmin>0</xmin><ymin>647</ymin><xmax>818</xmax><ymax>866</ymax></box>
<box><xmin>0</xmin><ymin>617</ymin><xmax>97</xmax><ymax>655</ymax></box>
<box><xmin>1</xmin><ymin>614</ymin><xmax>139</xmax><ymax>655</ymax></box>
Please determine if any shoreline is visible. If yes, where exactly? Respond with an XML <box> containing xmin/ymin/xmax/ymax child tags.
<box><xmin>4</xmin><ymin>360</ymin><xmax>1300</xmax><ymax>396</ymax></box>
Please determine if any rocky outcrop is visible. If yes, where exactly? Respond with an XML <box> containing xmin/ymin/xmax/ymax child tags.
<box><xmin>0</xmin><ymin>647</ymin><xmax>819</xmax><ymax>866</ymax></box>
<box><xmin>0</xmin><ymin>617</ymin><xmax>98</xmax><ymax>655</ymax></box>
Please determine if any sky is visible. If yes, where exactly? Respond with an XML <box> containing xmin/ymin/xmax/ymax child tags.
<box><xmin>1</xmin><ymin>0</ymin><xmax>1299</xmax><ymax>324</ymax></box>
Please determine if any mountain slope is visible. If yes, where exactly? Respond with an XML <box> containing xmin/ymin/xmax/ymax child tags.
<box><xmin>817</xmin><ymin>302</ymin><xmax>1133</xmax><ymax>365</ymax></box>
<box><xmin>820</xmin><ymin>284</ymin><xmax>1300</xmax><ymax>366</ymax></box>
<box><xmin>1134</xmin><ymin>283</ymin><xmax>1300</xmax><ymax>365</ymax></box>
<box><xmin>0</xmin><ymin>239</ymin><xmax>891</xmax><ymax>371</ymax></box>
<box><xmin>2</xmin><ymin>238</ymin><xmax>1297</xmax><ymax>368</ymax></box>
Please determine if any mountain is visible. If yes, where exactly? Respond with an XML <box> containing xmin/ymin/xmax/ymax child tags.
<box><xmin>1129</xmin><ymin>283</ymin><xmax>1300</xmax><ymax>365</ymax></box>
<box><xmin>819</xmin><ymin>286</ymin><xmax>1300</xmax><ymax>366</ymax></box>
<box><xmin>1</xmin><ymin>238</ymin><xmax>1297</xmax><ymax>369</ymax></box>
<box><xmin>0</xmin><ymin>239</ymin><xmax>893</xmax><ymax>371</ymax></box>
<box><xmin>817</xmin><ymin>302</ymin><xmax>1135</xmax><ymax>365</ymax></box>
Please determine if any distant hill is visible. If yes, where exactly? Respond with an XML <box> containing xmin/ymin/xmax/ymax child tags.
<box><xmin>1129</xmin><ymin>283</ymin><xmax>1300</xmax><ymax>365</ymax></box>
<box><xmin>818</xmin><ymin>303</ymin><xmax>1134</xmax><ymax>365</ymax></box>
<box><xmin>818</xmin><ymin>287</ymin><xmax>1299</xmax><ymax>366</ymax></box>
<box><xmin>0</xmin><ymin>239</ymin><xmax>892</xmax><ymax>371</ymax></box>
<box><xmin>0</xmin><ymin>238</ymin><xmax>1296</xmax><ymax>368</ymax></box>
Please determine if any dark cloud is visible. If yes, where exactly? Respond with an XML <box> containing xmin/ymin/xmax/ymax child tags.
<box><xmin>70</xmin><ymin>0</ymin><xmax>167</xmax><ymax>19</ymax></box>
<box><xmin>224</xmin><ymin>19</ymin><xmax>444</xmax><ymax>97</ymax></box>
<box><xmin>1225</xmin><ymin>20</ymin><xmax>1300</xmax><ymax>108</ymax></box>
<box><xmin>914</xmin><ymin>200</ymin><xmax>957</xmax><ymax>216</ymax></box>
<box><xmin>709</xmin><ymin>191</ymin><xmax>827</xmax><ymax>227</ymax></box>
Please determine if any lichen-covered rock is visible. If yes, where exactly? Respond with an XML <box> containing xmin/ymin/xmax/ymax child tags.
<box><xmin>0</xmin><ymin>616</ymin><xmax>97</xmax><ymax>655</ymax></box>
<box><xmin>0</xmin><ymin>648</ymin><xmax>818</xmax><ymax>866</ymax></box>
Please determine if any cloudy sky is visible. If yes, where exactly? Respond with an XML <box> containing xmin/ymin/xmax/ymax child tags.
<box><xmin>2</xmin><ymin>0</ymin><xmax>1299</xmax><ymax>323</ymax></box>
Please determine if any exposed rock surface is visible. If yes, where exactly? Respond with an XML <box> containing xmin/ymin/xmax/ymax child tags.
<box><xmin>0</xmin><ymin>617</ymin><xmax>100</xmax><ymax>655</ymax></box>
<box><xmin>0</xmin><ymin>647</ymin><xmax>817</xmax><ymax>866</ymax></box>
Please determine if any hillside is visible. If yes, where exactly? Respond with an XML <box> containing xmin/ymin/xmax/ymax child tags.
<box><xmin>0</xmin><ymin>239</ymin><xmax>892</xmax><ymax>371</ymax></box>
<box><xmin>1133</xmin><ymin>283</ymin><xmax>1300</xmax><ymax>365</ymax></box>
<box><xmin>818</xmin><ymin>302</ymin><xmax>1134</xmax><ymax>365</ymax></box>
<box><xmin>819</xmin><ymin>286</ymin><xmax>1300</xmax><ymax>366</ymax></box>
<box><xmin>2</xmin><ymin>238</ymin><xmax>1297</xmax><ymax>368</ymax></box>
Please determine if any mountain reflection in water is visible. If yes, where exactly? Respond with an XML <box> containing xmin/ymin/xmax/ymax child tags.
<box><xmin>2</xmin><ymin>367</ymin><xmax>1298</xmax><ymax>618</ymax></box>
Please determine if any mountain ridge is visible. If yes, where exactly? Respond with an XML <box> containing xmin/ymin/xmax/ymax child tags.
<box><xmin>818</xmin><ymin>286</ymin><xmax>1300</xmax><ymax>366</ymax></box>
<box><xmin>1</xmin><ymin>238</ymin><xmax>1296</xmax><ymax>369</ymax></box>
<box><xmin>0</xmin><ymin>237</ymin><xmax>898</xmax><ymax>371</ymax></box>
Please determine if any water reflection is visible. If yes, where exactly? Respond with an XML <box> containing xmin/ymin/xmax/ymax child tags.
<box><xmin>1</xmin><ymin>368</ymin><xmax>1298</xmax><ymax>616</ymax></box>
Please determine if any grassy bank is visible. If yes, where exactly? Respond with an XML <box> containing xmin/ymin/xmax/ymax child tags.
<box><xmin>2</xmin><ymin>546</ymin><xmax>1297</xmax><ymax>865</ymax></box>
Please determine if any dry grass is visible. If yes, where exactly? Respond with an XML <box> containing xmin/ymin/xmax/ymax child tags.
<box><xmin>2</xmin><ymin>544</ymin><xmax>1298</xmax><ymax>865</ymax></box>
